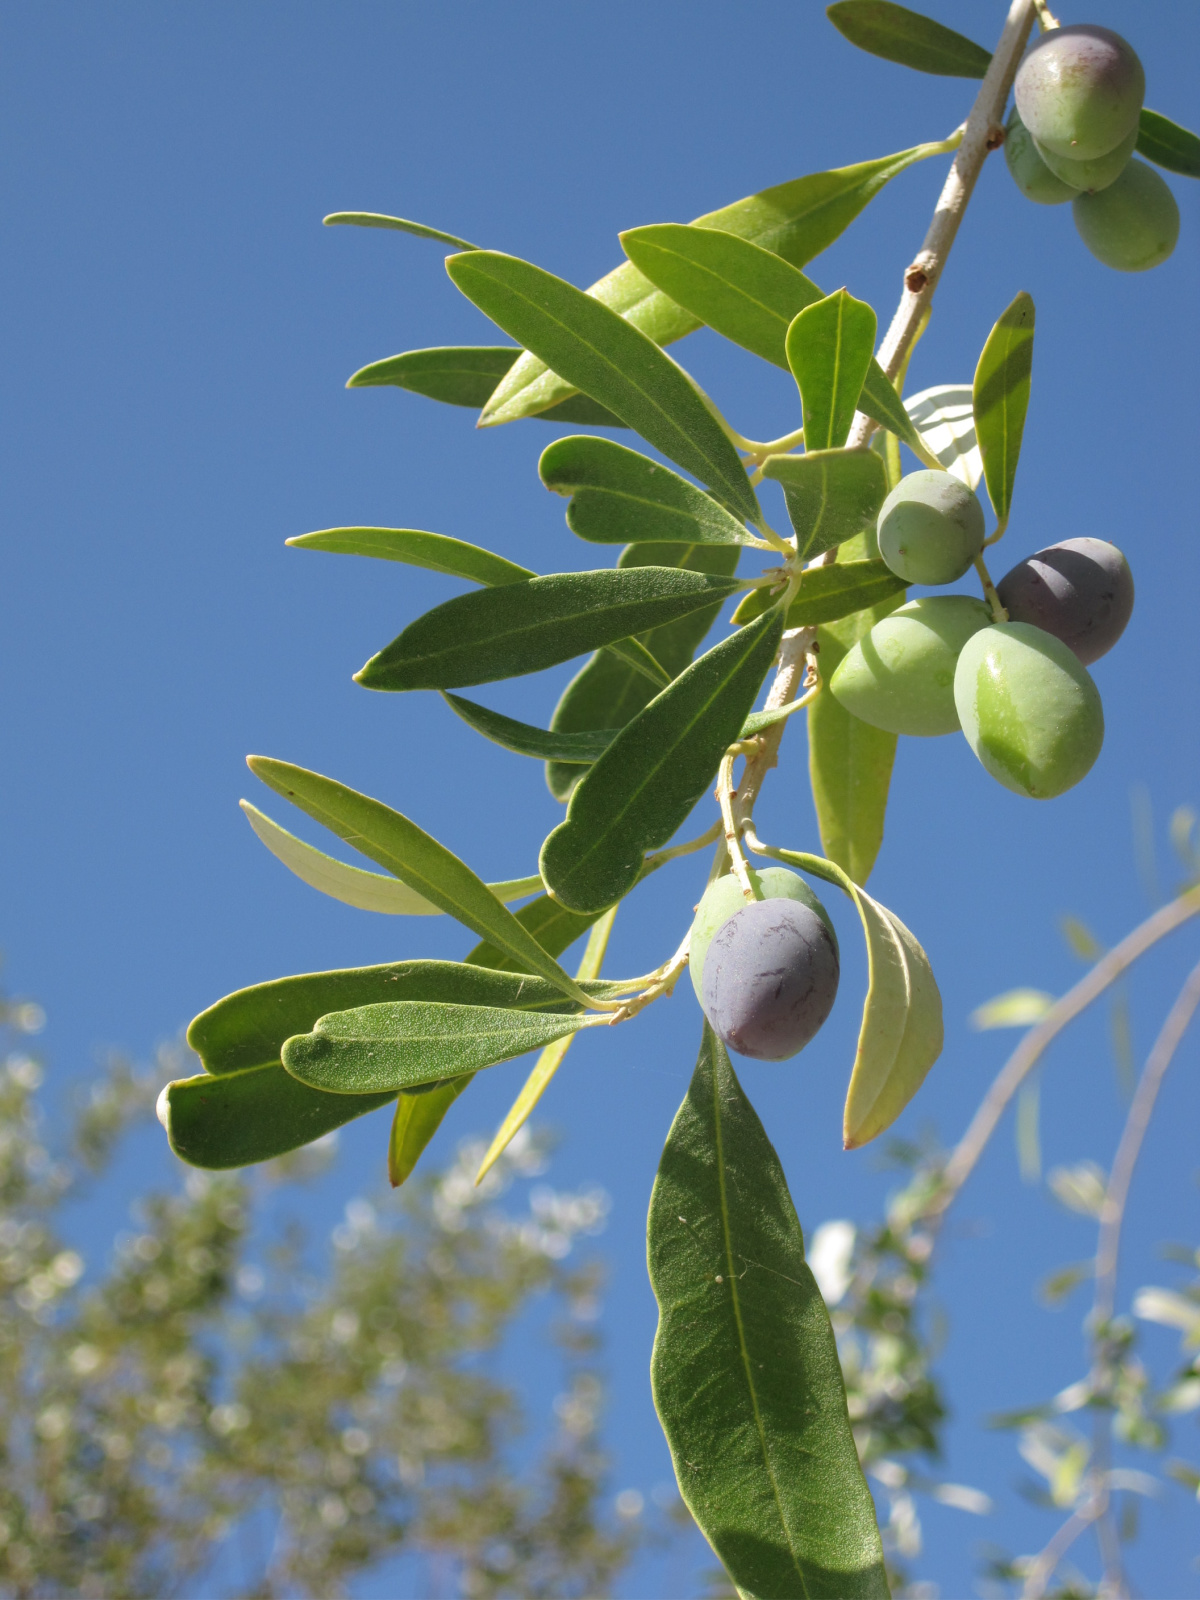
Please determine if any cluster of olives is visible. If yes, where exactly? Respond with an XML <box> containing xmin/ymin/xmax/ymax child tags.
<box><xmin>830</xmin><ymin>470</ymin><xmax>1133</xmax><ymax>800</ymax></box>
<box><xmin>1005</xmin><ymin>24</ymin><xmax>1179</xmax><ymax>272</ymax></box>
<box><xmin>689</xmin><ymin>868</ymin><xmax>840</xmax><ymax>1061</ymax></box>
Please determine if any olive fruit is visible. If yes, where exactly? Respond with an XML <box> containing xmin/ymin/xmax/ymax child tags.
<box><xmin>877</xmin><ymin>470</ymin><xmax>986</xmax><ymax>587</ymax></box>
<box><xmin>689</xmin><ymin>866</ymin><xmax>836</xmax><ymax>1004</ymax></box>
<box><xmin>830</xmin><ymin>596</ymin><xmax>992</xmax><ymax>737</ymax></box>
<box><xmin>996</xmin><ymin>538</ymin><xmax>1133</xmax><ymax>665</ymax></box>
<box><xmin>701</xmin><ymin>898</ymin><xmax>840</xmax><ymax>1062</ymax></box>
<box><xmin>1073</xmin><ymin>159</ymin><xmax>1181</xmax><ymax>272</ymax></box>
<box><xmin>954</xmin><ymin>622</ymin><xmax>1104</xmax><ymax>799</ymax></box>
<box><xmin>1034</xmin><ymin>123</ymin><xmax>1137</xmax><ymax>193</ymax></box>
<box><xmin>1015</xmin><ymin>24</ymin><xmax>1144</xmax><ymax>162</ymax></box>
<box><xmin>1004</xmin><ymin>107</ymin><xmax>1079</xmax><ymax>204</ymax></box>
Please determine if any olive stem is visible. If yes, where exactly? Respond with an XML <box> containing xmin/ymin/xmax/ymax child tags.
<box><xmin>974</xmin><ymin>552</ymin><xmax>1008</xmax><ymax>622</ymax></box>
<box><xmin>740</xmin><ymin>424</ymin><xmax>806</xmax><ymax>465</ymax></box>
<box><xmin>642</xmin><ymin>820</ymin><xmax>722</xmax><ymax>873</ymax></box>
<box><xmin>607</xmin><ymin>931</ymin><xmax>692</xmax><ymax>1024</ymax></box>
<box><xmin>1032</xmin><ymin>0</ymin><xmax>1060</xmax><ymax>30</ymax></box>
<box><xmin>717</xmin><ymin>750</ymin><xmax>758</xmax><ymax>902</ymax></box>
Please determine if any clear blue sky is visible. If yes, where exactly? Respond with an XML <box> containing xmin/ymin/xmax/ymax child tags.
<box><xmin>3</xmin><ymin>2</ymin><xmax>1198</xmax><ymax>1593</ymax></box>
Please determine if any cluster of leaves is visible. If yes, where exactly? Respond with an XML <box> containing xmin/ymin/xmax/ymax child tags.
<box><xmin>0</xmin><ymin>986</ymin><xmax>650</xmax><ymax>1599</ymax></box>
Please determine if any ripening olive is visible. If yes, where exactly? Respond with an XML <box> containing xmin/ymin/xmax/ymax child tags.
<box><xmin>1004</xmin><ymin>107</ymin><xmax>1079</xmax><ymax>204</ymax></box>
<box><xmin>830</xmin><ymin>596</ymin><xmax>993</xmax><ymax>737</ymax></box>
<box><xmin>1034</xmin><ymin>123</ymin><xmax>1137</xmax><ymax>193</ymax></box>
<box><xmin>877</xmin><ymin>471</ymin><xmax>986</xmax><ymax>587</ymax></box>
<box><xmin>689</xmin><ymin>866</ymin><xmax>836</xmax><ymax>1004</ymax></box>
<box><xmin>1073</xmin><ymin>159</ymin><xmax>1181</xmax><ymax>272</ymax></box>
<box><xmin>954</xmin><ymin>622</ymin><xmax>1104</xmax><ymax>799</ymax></box>
<box><xmin>996</xmin><ymin>538</ymin><xmax>1134</xmax><ymax>665</ymax></box>
<box><xmin>1015</xmin><ymin>24</ymin><xmax>1144</xmax><ymax>162</ymax></box>
<box><xmin>701</xmin><ymin>898</ymin><xmax>840</xmax><ymax>1062</ymax></box>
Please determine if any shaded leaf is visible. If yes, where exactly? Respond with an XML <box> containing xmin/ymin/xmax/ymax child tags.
<box><xmin>465</xmin><ymin>895</ymin><xmax>605</xmax><ymax>972</ymax></box>
<box><xmin>786</xmin><ymin>290</ymin><xmax>877</xmax><ymax>452</ymax></box>
<box><xmin>969</xmin><ymin>987</ymin><xmax>1056</xmax><ymax>1030</ymax></box>
<box><xmin>247</xmin><ymin>757</ymin><xmax>593</xmax><ymax>1004</ymax></box>
<box><xmin>322</xmin><ymin>211</ymin><xmax>479</xmax><ymax>249</ymax></box>
<box><xmin>282</xmin><ymin>1002</ymin><xmax>601</xmax><ymax>1094</ymax></box>
<box><xmin>388</xmin><ymin>1077</ymin><xmax>473</xmax><ymax>1188</ymax></box>
<box><xmin>482</xmin><ymin>142</ymin><xmax>948</xmax><ymax>424</ymax></box>
<box><xmin>760</xmin><ymin>848</ymin><xmax>944</xmax><ymax>1148</ymax></box>
<box><xmin>287</xmin><ymin>526</ymin><xmax>533</xmax><ymax>586</ymax></box>
<box><xmin>346</xmin><ymin>346</ymin><xmax>628</xmax><ymax>426</ymax></box>
<box><xmin>540</xmin><ymin>608</ymin><xmax>784</xmax><ymax>913</ymax></box>
<box><xmin>761</xmin><ymin>446</ymin><xmax>889</xmax><ymax>559</ymax></box>
<box><xmin>1136</xmin><ymin>108</ymin><xmax>1200</xmax><ymax>179</ymax></box>
<box><xmin>539</xmin><ymin>435</ymin><xmax>756</xmax><ymax>546</ymax></box>
<box><xmin>602</xmin><ymin>635</ymin><xmax>673</xmax><ymax>690</ymax></box>
<box><xmin>904</xmin><ymin>385</ymin><xmax>983</xmax><ymax>489</ymax></box>
<box><xmin>973</xmin><ymin>292</ymin><xmax>1034</xmax><ymax>530</ymax></box>
<box><xmin>546</xmin><ymin>543</ymin><xmax>741</xmax><ymax>802</ymax></box>
<box><xmin>159</xmin><ymin>1067</ymin><xmax>395</xmax><ymax>1171</ymax></box>
<box><xmin>356</xmin><ymin>567</ymin><xmax>743</xmax><ymax>692</ymax></box>
<box><xmin>733</xmin><ymin>558</ymin><xmax>906</xmax><ymax>628</ymax></box>
<box><xmin>442</xmin><ymin>694</ymin><xmax>616</xmax><ymax>764</ymax></box>
<box><xmin>446</xmin><ymin>251</ymin><xmax>758</xmax><ymax>521</ymax></box>
<box><xmin>241</xmin><ymin>800</ymin><xmax>540</xmax><ymax>915</ymax></box>
<box><xmin>826</xmin><ymin>1</ymin><xmax>991</xmax><ymax>78</ymax></box>
<box><xmin>648</xmin><ymin>1025</ymin><xmax>888</xmax><ymax>1598</ymax></box>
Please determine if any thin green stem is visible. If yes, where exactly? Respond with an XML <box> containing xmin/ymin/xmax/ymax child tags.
<box><xmin>974</xmin><ymin>552</ymin><xmax>1008</xmax><ymax>622</ymax></box>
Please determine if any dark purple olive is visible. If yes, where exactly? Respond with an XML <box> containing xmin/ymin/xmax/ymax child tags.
<box><xmin>700</xmin><ymin>898</ymin><xmax>839</xmax><ymax>1062</ymax></box>
<box><xmin>996</xmin><ymin>537</ymin><xmax>1133</xmax><ymax>665</ymax></box>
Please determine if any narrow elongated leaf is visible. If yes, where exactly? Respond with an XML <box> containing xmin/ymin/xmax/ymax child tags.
<box><xmin>904</xmin><ymin>385</ymin><xmax>983</xmax><ymax>489</ymax></box>
<box><xmin>241</xmin><ymin>801</ymin><xmax>539</xmax><ymax>915</ymax></box>
<box><xmin>189</xmin><ymin>958</ymin><xmax>597</xmax><ymax>1077</ymax></box>
<box><xmin>465</xmin><ymin>894</ymin><xmax>604</xmax><ymax>971</ymax></box>
<box><xmin>287</xmin><ymin>526</ymin><xmax>533</xmax><ymax>586</ymax></box>
<box><xmin>539</xmin><ymin>435</ymin><xmax>756</xmax><ymax>547</ymax></box>
<box><xmin>808</xmin><ymin>540</ymin><xmax>903</xmax><ymax>885</ymax></box>
<box><xmin>969</xmin><ymin>987</ymin><xmax>1056</xmax><ymax>1030</ymax></box>
<box><xmin>541</xmin><ymin>608</ymin><xmax>784</xmax><ymax>912</ymax></box>
<box><xmin>283</xmin><ymin>1002</ymin><xmax>601</xmax><ymax>1094</ymax></box>
<box><xmin>762</xmin><ymin>446</ymin><xmax>888</xmax><ymax>559</ymax></box>
<box><xmin>733</xmin><ymin>558</ymin><xmax>906</xmax><ymax>627</ymax></box>
<box><xmin>603</xmin><ymin>635</ymin><xmax>672</xmax><ymax>689</ymax></box>
<box><xmin>322</xmin><ymin>211</ymin><xmax>479</xmax><ymax>249</ymax></box>
<box><xmin>617</xmin><ymin>225</ymin><xmax>926</xmax><ymax>453</ymax></box>
<box><xmin>973</xmin><ymin>292</ymin><xmax>1034</xmax><ymax>530</ymax></box>
<box><xmin>388</xmin><ymin>1077</ymin><xmax>472</xmax><ymax>1187</ymax></box>
<box><xmin>546</xmin><ymin>543</ymin><xmax>741</xmax><ymax>801</ymax></box>
<box><xmin>786</xmin><ymin>290</ymin><xmax>878</xmax><ymax>452</ymax></box>
<box><xmin>346</xmin><ymin>346</ymin><xmax>627</xmax><ymax>426</ymax></box>
<box><xmin>160</xmin><ymin>1066</ymin><xmax>396</xmax><ymax>1170</ymax></box>
<box><xmin>357</xmin><ymin>567</ymin><xmax>741</xmax><ymax>692</ymax></box>
<box><xmin>442</xmin><ymin>694</ymin><xmax>616</xmax><ymax>764</ymax></box>
<box><xmin>826</xmin><ymin>1</ymin><xmax>991</xmax><ymax>78</ymax></box>
<box><xmin>247</xmin><ymin>758</ymin><xmax>594</xmax><ymax>1004</ymax></box>
<box><xmin>446</xmin><ymin>251</ymin><xmax>758</xmax><ymax>521</ymax></box>
<box><xmin>1136</xmin><ymin>108</ymin><xmax>1200</xmax><ymax>178</ymax></box>
<box><xmin>481</xmin><ymin>142</ymin><xmax>950</xmax><ymax>424</ymax></box>
<box><xmin>649</xmin><ymin>1026</ymin><xmax>888</xmax><ymax>1597</ymax></box>
<box><xmin>475</xmin><ymin>906</ymin><xmax>618</xmax><ymax>1184</ymax></box>
<box><xmin>760</xmin><ymin>849</ymin><xmax>944</xmax><ymax>1148</ymax></box>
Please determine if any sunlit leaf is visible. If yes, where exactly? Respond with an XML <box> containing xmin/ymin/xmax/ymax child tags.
<box><xmin>346</xmin><ymin>346</ymin><xmax>627</xmax><ymax>426</ymax></box>
<box><xmin>287</xmin><ymin>526</ymin><xmax>533</xmax><ymax>586</ymax></box>
<box><xmin>761</xmin><ymin>446</ymin><xmax>889</xmax><ymax>559</ymax></box>
<box><xmin>904</xmin><ymin>384</ymin><xmax>983</xmax><ymax>489</ymax></box>
<box><xmin>786</xmin><ymin>290</ymin><xmax>877</xmax><ymax>451</ymax></box>
<box><xmin>826</xmin><ymin>2</ymin><xmax>992</xmax><ymax>78</ymax></box>
<box><xmin>1136</xmin><ymin>108</ymin><xmax>1200</xmax><ymax>178</ymax></box>
<box><xmin>732</xmin><ymin>558</ymin><xmax>905</xmax><ymax>628</ymax></box>
<box><xmin>322</xmin><ymin>211</ymin><xmax>479</xmax><ymax>248</ymax></box>
<box><xmin>648</xmin><ymin>1025</ymin><xmax>888</xmax><ymax>1597</ymax></box>
<box><xmin>969</xmin><ymin>987</ymin><xmax>1056</xmax><ymax>1030</ymax></box>
<box><xmin>973</xmin><ymin>291</ymin><xmax>1034</xmax><ymax>530</ymax></box>
<box><xmin>1047</xmin><ymin>1161</ymin><xmax>1107</xmax><ymax>1218</ymax></box>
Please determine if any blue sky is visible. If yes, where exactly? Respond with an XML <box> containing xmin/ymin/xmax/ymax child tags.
<box><xmin>3</xmin><ymin>2</ymin><xmax>1199</xmax><ymax>1593</ymax></box>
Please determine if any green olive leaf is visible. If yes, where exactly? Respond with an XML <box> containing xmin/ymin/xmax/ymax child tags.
<box><xmin>445</xmin><ymin>251</ymin><xmax>758</xmax><ymax>522</ymax></box>
<box><xmin>322</xmin><ymin>211</ymin><xmax>480</xmax><ymax>248</ymax></box>
<box><xmin>761</xmin><ymin>446</ymin><xmax>889</xmax><ymax>559</ymax></box>
<box><xmin>346</xmin><ymin>346</ymin><xmax>627</xmax><ymax>426</ymax></box>
<box><xmin>539</xmin><ymin>435</ymin><xmax>758</xmax><ymax>547</ymax></box>
<box><xmin>540</xmin><ymin>608</ymin><xmax>784</xmax><ymax>913</ymax></box>
<box><xmin>480</xmin><ymin>142</ymin><xmax>950</xmax><ymax>425</ymax></box>
<box><xmin>240</xmin><ymin>801</ymin><xmax>541</xmax><ymax>915</ymax></box>
<box><xmin>786</xmin><ymin>289</ymin><xmax>878</xmax><ymax>452</ymax></box>
<box><xmin>442</xmin><ymin>694</ymin><xmax>617</xmax><ymax>764</ymax></box>
<box><xmin>648</xmin><ymin>1024</ymin><xmax>889</xmax><ymax>1597</ymax></box>
<box><xmin>972</xmin><ymin>291</ymin><xmax>1034</xmax><ymax>532</ymax></box>
<box><xmin>826</xmin><ymin>1</ymin><xmax>992</xmax><ymax>78</ymax></box>
<box><xmin>732</xmin><ymin>558</ymin><xmax>906</xmax><ymax>628</ymax></box>
<box><xmin>246</xmin><ymin>757</ymin><xmax>595</xmax><ymax>1006</ymax></box>
<box><xmin>546</xmin><ymin>543</ymin><xmax>742</xmax><ymax>802</ymax></box>
<box><xmin>287</xmin><ymin>526</ymin><xmax>534</xmax><ymax>586</ymax></box>
<box><xmin>282</xmin><ymin>1003</ymin><xmax>603</xmax><ymax>1095</ymax></box>
<box><xmin>355</xmin><ymin>568</ymin><xmax>743</xmax><ymax>693</ymax></box>
<box><xmin>1136</xmin><ymin>108</ymin><xmax>1200</xmax><ymax>179</ymax></box>
<box><xmin>387</xmin><ymin>1077</ymin><xmax>473</xmax><ymax>1187</ymax></box>
<box><xmin>755</xmin><ymin>848</ymin><xmax>944</xmax><ymax>1149</ymax></box>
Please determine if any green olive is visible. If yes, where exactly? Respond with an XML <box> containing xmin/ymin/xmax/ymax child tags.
<box><xmin>1034</xmin><ymin>123</ymin><xmax>1137</xmax><ymax>193</ymax></box>
<box><xmin>877</xmin><ymin>470</ymin><xmax>985</xmax><ymax>587</ymax></box>
<box><xmin>1073</xmin><ymin>159</ymin><xmax>1181</xmax><ymax>272</ymax></box>
<box><xmin>1005</xmin><ymin>107</ymin><xmax>1078</xmax><ymax>205</ymax></box>
<box><xmin>1014</xmin><ymin>24</ymin><xmax>1144</xmax><ymax>162</ymax></box>
<box><xmin>688</xmin><ymin>867</ymin><xmax>836</xmax><ymax>1004</ymax></box>
<box><xmin>953</xmin><ymin>622</ymin><xmax>1104</xmax><ymax>799</ymax></box>
<box><xmin>829</xmin><ymin>596</ymin><xmax>993</xmax><ymax>737</ymax></box>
